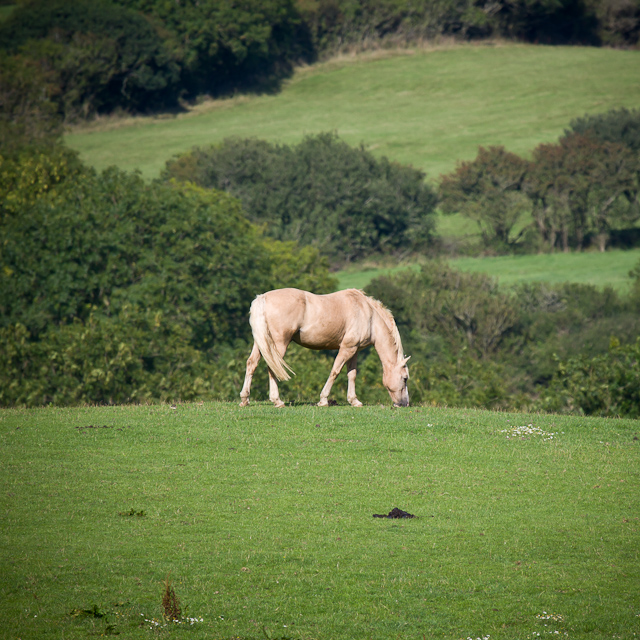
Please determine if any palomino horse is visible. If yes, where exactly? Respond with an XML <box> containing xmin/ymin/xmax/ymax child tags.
<box><xmin>239</xmin><ymin>288</ymin><xmax>410</xmax><ymax>408</ymax></box>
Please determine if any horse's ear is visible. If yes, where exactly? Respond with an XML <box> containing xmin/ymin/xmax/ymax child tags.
<box><xmin>401</xmin><ymin>356</ymin><xmax>411</xmax><ymax>367</ymax></box>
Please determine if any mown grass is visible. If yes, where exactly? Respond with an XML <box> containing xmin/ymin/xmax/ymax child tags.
<box><xmin>1</xmin><ymin>402</ymin><xmax>639</xmax><ymax>639</ymax></box>
<box><xmin>335</xmin><ymin>248</ymin><xmax>640</xmax><ymax>292</ymax></box>
<box><xmin>65</xmin><ymin>44</ymin><xmax>640</xmax><ymax>182</ymax></box>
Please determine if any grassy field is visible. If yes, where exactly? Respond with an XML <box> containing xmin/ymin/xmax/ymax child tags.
<box><xmin>335</xmin><ymin>248</ymin><xmax>640</xmax><ymax>292</ymax></box>
<box><xmin>65</xmin><ymin>44</ymin><xmax>640</xmax><ymax>182</ymax></box>
<box><xmin>1</xmin><ymin>402</ymin><xmax>639</xmax><ymax>640</ymax></box>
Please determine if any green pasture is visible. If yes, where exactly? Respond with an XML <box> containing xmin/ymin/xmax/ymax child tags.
<box><xmin>66</xmin><ymin>44</ymin><xmax>640</xmax><ymax>182</ymax></box>
<box><xmin>335</xmin><ymin>248</ymin><xmax>640</xmax><ymax>292</ymax></box>
<box><xmin>1</xmin><ymin>402</ymin><xmax>639</xmax><ymax>639</ymax></box>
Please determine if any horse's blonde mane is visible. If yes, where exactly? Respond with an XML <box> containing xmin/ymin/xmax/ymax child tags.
<box><xmin>345</xmin><ymin>289</ymin><xmax>404</xmax><ymax>361</ymax></box>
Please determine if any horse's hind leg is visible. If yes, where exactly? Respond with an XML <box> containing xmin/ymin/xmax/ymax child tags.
<box><xmin>264</xmin><ymin>334</ymin><xmax>291</xmax><ymax>408</ymax></box>
<box><xmin>268</xmin><ymin>369</ymin><xmax>285</xmax><ymax>408</ymax></box>
<box><xmin>239</xmin><ymin>343</ymin><xmax>261</xmax><ymax>407</ymax></box>
<box><xmin>346</xmin><ymin>353</ymin><xmax>363</xmax><ymax>407</ymax></box>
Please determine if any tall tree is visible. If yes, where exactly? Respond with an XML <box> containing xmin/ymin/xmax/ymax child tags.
<box><xmin>439</xmin><ymin>146</ymin><xmax>530</xmax><ymax>251</ymax></box>
<box><xmin>0</xmin><ymin>52</ymin><xmax>62</xmax><ymax>153</ymax></box>
<box><xmin>528</xmin><ymin>134</ymin><xmax>639</xmax><ymax>251</ymax></box>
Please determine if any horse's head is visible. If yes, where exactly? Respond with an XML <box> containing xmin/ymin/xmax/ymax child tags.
<box><xmin>383</xmin><ymin>356</ymin><xmax>410</xmax><ymax>407</ymax></box>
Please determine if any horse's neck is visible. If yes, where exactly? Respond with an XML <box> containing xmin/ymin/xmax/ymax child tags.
<box><xmin>372</xmin><ymin>312</ymin><xmax>401</xmax><ymax>368</ymax></box>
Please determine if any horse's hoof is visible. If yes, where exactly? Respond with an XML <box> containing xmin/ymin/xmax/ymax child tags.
<box><xmin>317</xmin><ymin>399</ymin><xmax>329</xmax><ymax>407</ymax></box>
<box><xmin>273</xmin><ymin>400</ymin><xmax>285</xmax><ymax>408</ymax></box>
<box><xmin>350</xmin><ymin>400</ymin><xmax>363</xmax><ymax>407</ymax></box>
<box><xmin>239</xmin><ymin>399</ymin><xmax>249</xmax><ymax>407</ymax></box>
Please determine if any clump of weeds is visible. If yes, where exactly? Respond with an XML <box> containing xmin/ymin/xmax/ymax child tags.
<box><xmin>162</xmin><ymin>574</ymin><xmax>181</xmax><ymax>622</ymax></box>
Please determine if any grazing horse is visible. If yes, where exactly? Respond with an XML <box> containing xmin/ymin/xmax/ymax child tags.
<box><xmin>239</xmin><ymin>288</ymin><xmax>410</xmax><ymax>408</ymax></box>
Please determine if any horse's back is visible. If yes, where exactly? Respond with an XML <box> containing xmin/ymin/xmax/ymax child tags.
<box><xmin>260</xmin><ymin>288</ymin><xmax>373</xmax><ymax>350</ymax></box>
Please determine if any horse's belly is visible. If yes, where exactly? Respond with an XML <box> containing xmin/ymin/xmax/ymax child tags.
<box><xmin>293</xmin><ymin>330</ymin><xmax>342</xmax><ymax>351</ymax></box>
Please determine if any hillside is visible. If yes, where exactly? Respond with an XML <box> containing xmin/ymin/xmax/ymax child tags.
<box><xmin>66</xmin><ymin>44</ymin><xmax>640</xmax><ymax>183</ymax></box>
<box><xmin>336</xmin><ymin>249</ymin><xmax>640</xmax><ymax>292</ymax></box>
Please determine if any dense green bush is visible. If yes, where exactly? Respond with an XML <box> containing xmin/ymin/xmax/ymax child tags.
<box><xmin>162</xmin><ymin>133</ymin><xmax>438</xmax><ymax>264</ymax></box>
<box><xmin>0</xmin><ymin>0</ymin><xmax>181</xmax><ymax>117</ymax></box>
<box><xmin>0</xmin><ymin>146</ymin><xmax>337</xmax><ymax>407</ymax></box>
<box><xmin>114</xmin><ymin>0</ymin><xmax>313</xmax><ymax>97</ymax></box>
<box><xmin>366</xmin><ymin>261</ymin><xmax>640</xmax><ymax>415</ymax></box>
<box><xmin>538</xmin><ymin>338</ymin><xmax>640</xmax><ymax>417</ymax></box>
<box><xmin>565</xmin><ymin>107</ymin><xmax>640</xmax><ymax>153</ymax></box>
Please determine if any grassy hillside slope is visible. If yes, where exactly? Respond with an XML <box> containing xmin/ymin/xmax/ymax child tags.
<box><xmin>66</xmin><ymin>44</ymin><xmax>640</xmax><ymax>182</ymax></box>
<box><xmin>336</xmin><ymin>248</ymin><xmax>640</xmax><ymax>292</ymax></box>
<box><xmin>1</xmin><ymin>402</ymin><xmax>639</xmax><ymax>639</ymax></box>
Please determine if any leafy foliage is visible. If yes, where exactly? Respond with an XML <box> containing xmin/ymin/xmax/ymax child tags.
<box><xmin>113</xmin><ymin>0</ymin><xmax>313</xmax><ymax>97</ymax></box>
<box><xmin>528</xmin><ymin>133</ymin><xmax>639</xmax><ymax>251</ymax></box>
<box><xmin>0</xmin><ymin>51</ymin><xmax>62</xmax><ymax>152</ymax></box>
<box><xmin>439</xmin><ymin>146</ymin><xmax>530</xmax><ymax>251</ymax></box>
<box><xmin>538</xmin><ymin>337</ymin><xmax>640</xmax><ymax>417</ymax></box>
<box><xmin>439</xmin><ymin>130</ymin><xmax>640</xmax><ymax>252</ymax></box>
<box><xmin>366</xmin><ymin>262</ymin><xmax>640</xmax><ymax>415</ymax></box>
<box><xmin>565</xmin><ymin>107</ymin><xmax>640</xmax><ymax>153</ymax></box>
<box><xmin>0</xmin><ymin>0</ymin><xmax>181</xmax><ymax>117</ymax></box>
<box><xmin>162</xmin><ymin>133</ymin><xmax>438</xmax><ymax>264</ymax></box>
<box><xmin>298</xmin><ymin>0</ymin><xmax>604</xmax><ymax>50</ymax></box>
<box><xmin>0</xmin><ymin>146</ymin><xmax>337</xmax><ymax>407</ymax></box>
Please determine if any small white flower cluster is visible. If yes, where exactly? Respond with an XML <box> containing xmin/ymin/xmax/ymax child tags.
<box><xmin>141</xmin><ymin>614</ymin><xmax>203</xmax><ymax>629</ymax></box>
<box><xmin>466</xmin><ymin>635</ymin><xmax>490</xmax><ymax>640</ymax></box>
<box><xmin>501</xmin><ymin>424</ymin><xmax>560</xmax><ymax>441</ymax></box>
<box><xmin>536</xmin><ymin>612</ymin><xmax>564</xmax><ymax>622</ymax></box>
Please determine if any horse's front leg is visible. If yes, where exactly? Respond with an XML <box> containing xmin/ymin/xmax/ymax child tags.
<box><xmin>239</xmin><ymin>343</ymin><xmax>261</xmax><ymax>407</ymax></box>
<box><xmin>346</xmin><ymin>353</ymin><xmax>362</xmax><ymax>407</ymax></box>
<box><xmin>318</xmin><ymin>346</ymin><xmax>357</xmax><ymax>407</ymax></box>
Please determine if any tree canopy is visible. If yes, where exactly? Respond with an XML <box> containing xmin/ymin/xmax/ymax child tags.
<box><xmin>162</xmin><ymin>133</ymin><xmax>438</xmax><ymax>264</ymax></box>
<box><xmin>439</xmin><ymin>128</ymin><xmax>640</xmax><ymax>253</ymax></box>
<box><xmin>0</xmin><ymin>144</ymin><xmax>336</xmax><ymax>406</ymax></box>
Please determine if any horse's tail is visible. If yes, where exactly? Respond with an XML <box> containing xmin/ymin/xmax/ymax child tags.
<box><xmin>249</xmin><ymin>294</ymin><xmax>295</xmax><ymax>382</ymax></box>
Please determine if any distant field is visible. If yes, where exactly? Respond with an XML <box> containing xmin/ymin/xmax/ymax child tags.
<box><xmin>66</xmin><ymin>44</ymin><xmax>640</xmax><ymax>182</ymax></box>
<box><xmin>335</xmin><ymin>248</ymin><xmax>640</xmax><ymax>292</ymax></box>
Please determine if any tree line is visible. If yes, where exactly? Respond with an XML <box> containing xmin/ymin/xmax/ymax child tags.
<box><xmin>2</xmin><ymin>124</ymin><xmax>639</xmax><ymax>415</ymax></box>
<box><xmin>161</xmin><ymin>134</ymin><xmax>438</xmax><ymax>263</ymax></box>
<box><xmin>1</xmin><ymin>0</ymin><xmax>638</xmax><ymax>122</ymax></box>
<box><xmin>163</xmin><ymin>108</ymin><xmax>640</xmax><ymax>261</ymax></box>
<box><xmin>440</xmin><ymin>108</ymin><xmax>640</xmax><ymax>253</ymax></box>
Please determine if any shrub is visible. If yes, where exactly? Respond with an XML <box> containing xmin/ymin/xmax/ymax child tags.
<box><xmin>113</xmin><ymin>0</ymin><xmax>313</xmax><ymax>97</ymax></box>
<box><xmin>162</xmin><ymin>133</ymin><xmax>438</xmax><ymax>264</ymax></box>
<box><xmin>538</xmin><ymin>338</ymin><xmax>640</xmax><ymax>417</ymax></box>
<box><xmin>565</xmin><ymin>107</ymin><xmax>640</xmax><ymax>154</ymax></box>
<box><xmin>0</xmin><ymin>0</ymin><xmax>181</xmax><ymax>117</ymax></box>
<box><xmin>0</xmin><ymin>148</ymin><xmax>337</xmax><ymax>407</ymax></box>
<box><xmin>366</xmin><ymin>262</ymin><xmax>640</xmax><ymax>415</ymax></box>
